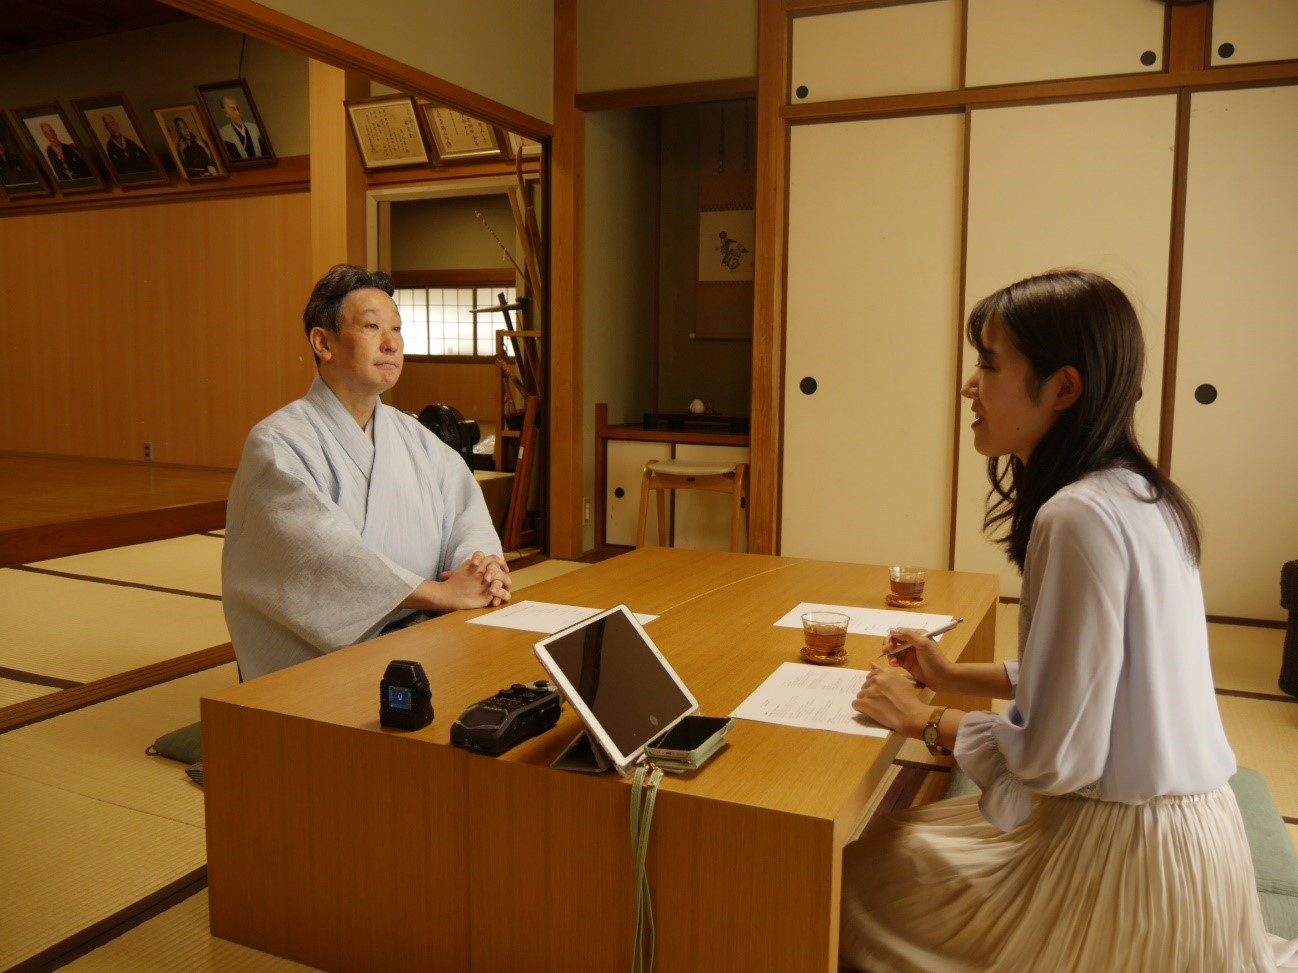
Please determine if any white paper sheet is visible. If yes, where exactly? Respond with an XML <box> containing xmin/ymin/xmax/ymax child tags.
<box><xmin>730</xmin><ymin>662</ymin><xmax>887</xmax><ymax>738</ymax></box>
<box><xmin>467</xmin><ymin>600</ymin><xmax>658</xmax><ymax>635</ymax></box>
<box><xmin>773</xmin><ymin>601</ymin><xmax>956</xmax><ymax>638</ymax></box>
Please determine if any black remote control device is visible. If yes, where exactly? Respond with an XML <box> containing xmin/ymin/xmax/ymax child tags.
<box><xmin>450</xmin><ymin>680</ymin><xmax>561</xmax><ymax>756</ymax></box>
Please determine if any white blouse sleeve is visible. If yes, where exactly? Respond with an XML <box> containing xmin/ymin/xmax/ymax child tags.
<box><xmin>954</xmin><ymin>493</ymin><xmax>1127</xmax><ymax>831</ymax></box>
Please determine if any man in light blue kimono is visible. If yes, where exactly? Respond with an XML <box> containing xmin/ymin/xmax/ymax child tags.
<box><xmin>222</xmin><ymin>265</ymin><xmax>511</xmax><ymax>680</ymax></box>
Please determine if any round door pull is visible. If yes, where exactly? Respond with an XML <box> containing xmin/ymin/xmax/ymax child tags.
<box><xmin>800</xmin><ymin>377</ymin><xmax>818</xmax><ymax>395</ymax></box>
<box><xmin>1194</xmin><ymin>384</ymin><xmax>1217</xmax><ymax>405</ymax></box>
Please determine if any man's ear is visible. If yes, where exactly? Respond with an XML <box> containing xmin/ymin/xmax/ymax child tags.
<box><xmin>309</xmin><ymin>327</ymin><xmax>333</xmax><ymax>362</ymax></box>
<box><xmin>1052</xmin><ymin>365</ymin><xmax>1083</xmax><ymax>411</ymax></box>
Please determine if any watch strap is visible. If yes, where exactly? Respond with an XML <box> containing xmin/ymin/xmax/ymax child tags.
<box><xmin>925</xmin><ymin>706</ymin><xmax>953</xmax><ymax>757</ymax></box>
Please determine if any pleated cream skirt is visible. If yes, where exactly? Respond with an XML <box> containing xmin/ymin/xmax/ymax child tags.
<box><xmin>839</xmin><ymin>784</ymin><xmax>1279</xmax><ymax>973</ymax></box>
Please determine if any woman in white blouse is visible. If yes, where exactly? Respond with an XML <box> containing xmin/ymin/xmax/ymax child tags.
<box><xmin>840</xmin><ymin>270</ymin><xmax>1287</xmax><ymax>972</ymax></box>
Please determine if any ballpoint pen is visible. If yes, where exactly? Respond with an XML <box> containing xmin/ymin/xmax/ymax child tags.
<box><xmin>878</xmin><ymin>617</ymin><xmax>964</xmax><ymax>658</ymax></box>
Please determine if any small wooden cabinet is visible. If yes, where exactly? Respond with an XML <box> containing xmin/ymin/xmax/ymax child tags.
<box><xmin>596</xmin><ymin>404</ymin><xmax>749</xmax><ymax>553</ymax></box>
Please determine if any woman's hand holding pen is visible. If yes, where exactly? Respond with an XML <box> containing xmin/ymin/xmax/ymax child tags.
<box><xmin>879</xmin><ymin>627</ymin><xmax>955</xmax><ymax>692</ymax></box>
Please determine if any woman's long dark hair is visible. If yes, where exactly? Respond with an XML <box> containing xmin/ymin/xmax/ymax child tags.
<box><xmin>969</xmin><ymin>270</ymin><xmax>1200</xmax><ymax>570</ymax></box>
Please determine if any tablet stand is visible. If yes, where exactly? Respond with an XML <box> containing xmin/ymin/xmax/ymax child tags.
<box><xmin>551</xmin><ymin>729</ymin><xmax>615</xmax><ymax>774</ymax></box>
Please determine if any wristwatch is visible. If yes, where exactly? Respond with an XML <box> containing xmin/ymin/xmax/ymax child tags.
<box><xmin>923</xmin><ymin>706</ymin><xmax>952</xmax><ymax>757</ymax></box>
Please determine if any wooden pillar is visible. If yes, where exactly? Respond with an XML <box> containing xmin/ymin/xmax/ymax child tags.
<box><xmin>748</xmin><ymin>0</ymin><xmax>793</xmax><ymax>555</ymax></box>
<box><xmin>549</xmin><ymin>0</ymin><xmax>585</xmax><ymax>559</ymax></box>
<box><xmin>309</xmin><ymin>60</ymin><xmax>369</xmax><ymax>276</ymax></box>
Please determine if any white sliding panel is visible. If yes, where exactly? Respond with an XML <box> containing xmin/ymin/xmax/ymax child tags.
<box><xmin>955</xmin><ymin>95</ymin><xmax>1178</xmax><ymax>597</ymax></box>
<box><xmin>966</xmin><ymin>0</ymin><xmax>1165</xmax><ymax>87</ymax></box>
<box><xmin>1176</xmin><ymin>85</ymin><xmax>1298</xmax><ymax>621</ymax></box>
<box><xmin>1210</xmin><ymin>0</ymin><xmax>1298</xmax><ymax>66</ymax></box>
<box><xmin>782</xmin><ymin>113</ymin><xmax>963</xmax><ymax>567</ymax></box>
<box><xmin>790</xmin><ymin>0</ymin><xmax>960</xmax><ymax>104</ymax></box>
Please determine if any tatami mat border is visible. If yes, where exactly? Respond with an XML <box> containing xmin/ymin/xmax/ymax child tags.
<box><xmin>0</xmin><ymin>667</ymin><xmax>80</xmax><ymax>690</ymax></box>
<box><xmin>9</xmin><ymin>565</ymin><xmax>222</xmax><ymax>601</ymax></box>
<box><xmin>0</xmin><ymin>643</ymin><xmax>235</xmax><ymax>735</ymax></box>
<box><xmin>6</xmin><ymin>867</ymin><xmax>208</xmax><ymax>973</ymax></box>
<box><xmin>1217</xmin><ymin>687</ymin><xmax>1298</xmax><ymax>704</ymax></box>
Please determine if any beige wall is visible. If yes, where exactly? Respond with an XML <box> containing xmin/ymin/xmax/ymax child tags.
<box><xmin>390</xmin><ymin>195</ymin><xmax>518</xmax><ymax>271</ymax></box>
<box><xmin>582</xmin><ymin>108</ymin><xmax>659</xmax><ymax>549</ymax></box>
<box><xmin>577</xmin><ymin>0</ymin><xmax>758</xmax><ymax>92</ymax></box>
<box><xmin>0</xmin><ymin>19</ymin><xmax>309</xmax><ymax>162</ymax></box>
<box><xmin>257</xmin><ymin>0</ymin><xmax>554</xmax><ymax>123</ymax></box>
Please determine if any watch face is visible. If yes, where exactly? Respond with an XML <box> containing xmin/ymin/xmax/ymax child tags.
<box><xmin>923</xmin><ymin>723</ymin><xmax>939</xmax><ymax>746</ymax></box>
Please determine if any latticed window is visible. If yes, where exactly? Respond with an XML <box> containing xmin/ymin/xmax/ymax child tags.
<box><xmin>393</xmin><ymin>284</ymin><xmax>518</xmax><ymax>359</ymax></box>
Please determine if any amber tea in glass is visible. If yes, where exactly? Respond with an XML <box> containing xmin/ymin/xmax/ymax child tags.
<box><xmin>800</xmin><ymin>611</ymin><xmax>850</xmax><ymax>665</ymax></box>
<box><xmin>888</xmin><ymin>566</ymin><xmax>927</xmax><ymax>603</ymax></box>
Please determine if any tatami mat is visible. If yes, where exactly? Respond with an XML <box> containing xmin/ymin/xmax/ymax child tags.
<box><xmin>0</xmin><ymin>666</ymin><xmax>237</xmax><ymax>970</ymax></box>
<box><xmin>60</xmin><ymin>889</ymin><xmax>322</xmax><ymax>973</ymax></box>
<box><xmin>0</xmin><ymin>772</ymin><xmax>207</xmax><ymax>971</ymax></box>
<box><xmin>1210</xmin><ymin>622</ymin><xmax>1287</xmax><ymax>697</ymax></box>
<box><xmin>0</xmin><ymin>569</ymin><xmax>229</xmax><ymax>683</ymax></box>
<box><xmin>0</xmin><ymin>665</ymin><xmax>237</xmax><ymax>828</ymax></box>
<box><xmin>510</xmin><ymin>558</ymin><xmax>588</xmax><ymax>590</ymax></box>
<box><xmin>0</xmin><ymin>676</ymin><xmax>58</xmax><ymax>708</ymax></box>
<box><xmin>1218</xmin><ymin>694</ymin><xmax>1298</xmax><ymax>819</ymax></box>
<box><xmin>29</xmin><ymin>534</ymin><xmax>225</xmax><ymax>596</ymax></box>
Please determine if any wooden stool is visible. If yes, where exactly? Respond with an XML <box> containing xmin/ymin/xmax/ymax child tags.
<box><xmin>635</xmin><ymin>459</ymin><xmax>748</xmax><ymax>552</ymax></box>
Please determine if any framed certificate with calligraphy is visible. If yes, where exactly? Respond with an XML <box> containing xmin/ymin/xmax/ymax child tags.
<box><xmin>419</xmin><ymin>104</ymin><xmax>504</xmax><ymax>164</ymax></box>
<box><xmin>345</xmin><ymin>95</ymin><xmax>430</xmax><ymax>171</ymax></box>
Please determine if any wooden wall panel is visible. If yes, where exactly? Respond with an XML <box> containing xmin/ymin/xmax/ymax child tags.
<box><xmin>0</xmin><ymin>192</ymin><xmax>314</xmax><ymax>469</ymax></box>
<box><xmin>389</xmin><ymin>363</ymin><xmax>499</xmax><ymax>430</ymax></box>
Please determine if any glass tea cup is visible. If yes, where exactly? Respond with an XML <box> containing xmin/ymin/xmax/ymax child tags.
<box><xmin>800</xmin><ymin>611</ymin><xmax>850</xmax><ymax>665</ymax></box>
<box><xmin>887</xmin><ymin>566</ymin><xmax>927</xmax><ymax>606</ymax></box>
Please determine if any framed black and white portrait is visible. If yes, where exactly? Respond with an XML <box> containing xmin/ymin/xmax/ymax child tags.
<box><xmin>195</xmin><ymin>79</ymin><xmax>275</xmax><ymax>167</ymax></box>
<box><xmin>73</xmin><ymin>92</ymin><xmax>167</xmax><ymax>188</ymax></box>
<box><xmin>0</xmin><ymin>112</ymin><xmax>49</xmax><ymax>199</ymax></box>
<box><xmin>13</xmin><ymin>102</ymin><xmax>105</xmax><ymax>193</ymax></box>
<box><xmin>154</xmin><ymin>104</ymin><xmax>226</xmax><ymax>182</ymax></box>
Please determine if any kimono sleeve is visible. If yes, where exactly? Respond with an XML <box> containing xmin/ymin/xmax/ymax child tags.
<box><xmin>223</xmin><ymin>435</ymin><xmax>424</xmax><ymax>654</ymax></box>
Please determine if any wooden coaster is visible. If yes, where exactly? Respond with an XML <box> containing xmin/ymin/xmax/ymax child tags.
<box><xmin>886</xmin><ymin>593</ymin><xmax>925</xmax><ymax>609</ymax></box>
<box><xmin>800</xmin><ymin>645</ymin><xmax>849</xmax><ymax>666</ymax></box>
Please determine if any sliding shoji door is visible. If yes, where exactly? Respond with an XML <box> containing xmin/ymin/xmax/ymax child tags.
<box><xmin>1174</xmin><ymin>85</ymin><xmax>1298</xmax><ymax>621</ymax></box>
<box><xmin>781</xmin><ymin>112</ymin><xmax>964</xmax><ymax>566</ymax></box>
<box><xmin>952</xmin><ymin>95</ymin><xmax>1179</xmax><ymax>597</ymax></box>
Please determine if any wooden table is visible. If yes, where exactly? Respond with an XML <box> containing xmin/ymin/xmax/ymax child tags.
<box><xmin>203</xmin><ymin>548</ymin><xmax>997</xmax><ymax>972</ymax></box>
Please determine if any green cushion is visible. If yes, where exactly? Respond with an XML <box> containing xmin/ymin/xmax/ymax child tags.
<box><xmin>146</xmin><ymin>721</ymin><xmax>202</xmax><ymax>766</ymax></box>
<box><xmin>1230</xmin><ymin>767</ymin><xmax>1298</xmax><ymax>898</ymax></box>
<box><xmin>1261</xmin><ymin>890</ymin><xmax>1298</xmax><ymax>941</ymax></box>
<box><xmin>943</xmin><ymin>766</ymin><xmax>980</xmax><ymax>800</ymax></box>
<box><xmin>940</xmin><ymin>765</ymin><xmax>1298</xmax><ymax>938</ymax></box>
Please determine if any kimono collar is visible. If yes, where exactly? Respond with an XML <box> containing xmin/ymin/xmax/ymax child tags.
<box><xmin>306</xmin><ymin>374</ymin><xmax>377</xmax><ymax>477</ymax></box>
